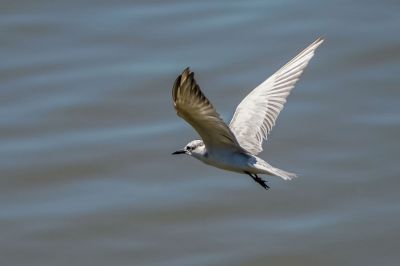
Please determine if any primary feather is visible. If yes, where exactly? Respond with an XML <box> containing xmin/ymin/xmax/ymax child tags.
<box><xmin>229</xmin><ymin>37</ymin><xmax>324</xmax><ymax>155</ymax></box>
<box><xmin>172</xmin><ymin>68</ymin><xmax>243</xmax><ymax>152</ymax></box>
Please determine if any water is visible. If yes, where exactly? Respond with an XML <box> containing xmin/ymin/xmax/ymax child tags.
<box><xmin>1</xmin><ymin>0</ymin><xmax>399</xmax><ymax>265</ymax></box>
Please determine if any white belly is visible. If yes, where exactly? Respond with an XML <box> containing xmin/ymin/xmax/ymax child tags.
<box><xmin>196</xmin><ymin>150</ymin><xmax>256</xmax><ymax>173</ymax></box>
<box><xmin>190</xmin><ymin>148</ymin><xmax>294</xmax><ymax>179</ymax></box>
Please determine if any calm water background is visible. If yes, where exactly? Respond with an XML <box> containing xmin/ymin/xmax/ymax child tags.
<box><xmin>1</xmin><ymin>0</ymin><xmax>399</xmax><ymax>265</ymax></box>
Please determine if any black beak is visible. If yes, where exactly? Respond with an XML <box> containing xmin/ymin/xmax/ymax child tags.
<box><xmin>172</xmin><ymin>150</ymin><xmax>186</xmax><ymax>155</ymax></box>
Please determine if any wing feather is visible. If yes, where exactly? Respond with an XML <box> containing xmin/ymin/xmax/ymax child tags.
<box><xmin>229</xmin><ymin>37</ymin><xmax>324</xmax><ymax>155</ymax></box>
<box><xmin>173</xmin><ymin>68</ymin><xmax>242</xmax><ymax>151</ymax></box>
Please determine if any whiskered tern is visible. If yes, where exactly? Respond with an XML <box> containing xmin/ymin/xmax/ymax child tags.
<box><xmin>172</xmin><ymin>38</ymin><xmax>323</xmax><ymax>189</ymax></box>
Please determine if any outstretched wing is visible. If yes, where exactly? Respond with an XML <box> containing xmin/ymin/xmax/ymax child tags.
<box><xmin>229</xmin><ymin>37</ymin><xmax>324</xmax><ymax>155</ymax></box>
<box><xmin>172</xmin><ymin>68</ymin><xmax>242</xmax><ymax>151</ymax></box>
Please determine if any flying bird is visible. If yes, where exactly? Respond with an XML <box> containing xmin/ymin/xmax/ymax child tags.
<box><xmin>172</xmin><ymin>37</ymin><xmax>324</xmax><ymax>189</ymax></box>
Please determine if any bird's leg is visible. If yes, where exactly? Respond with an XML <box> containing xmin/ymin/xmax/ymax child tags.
<box><xmin>244</xmin><ymin>171</ymin><xmax>270</xmax><ymax>190</ymax></box>
<box><xmin>253</xmin><ymin>174</ymin><xmax>270</xmax><ymax>190</ymax></box>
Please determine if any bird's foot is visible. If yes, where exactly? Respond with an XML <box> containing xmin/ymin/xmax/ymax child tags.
<box><xmin>253</xmin><ymin>175</ymin><xmax>270</xmax><ymax>190</ymax></box>
<box><xmin>245</xmin><ymin>172</ymin><xmax>270</xmax><ymax>190</ymax></box>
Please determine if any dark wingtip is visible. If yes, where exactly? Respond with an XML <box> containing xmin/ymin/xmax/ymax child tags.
<box><xmin>172</xmin><ymin>75</ymin><xmax>181</xmax><ymax>101</ymax></box>
<box><xmin>172</xmin><ymin>67</ymin><xmax>194</xmax><ymax>102</ymax></box>
<box><xmin>181</xmin><ymin>67</ymin><xmax>192</xmax><ymax>83</ymax></box>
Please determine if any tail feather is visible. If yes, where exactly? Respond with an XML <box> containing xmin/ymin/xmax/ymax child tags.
<box><xmin>252</xmin><ymin>156</ymin><xmax>297</xmax><ymax>180</ymax></box>
<box><xmin>268</xmin><ymin>166</ymin><xmax>297</xmax><ymax>180</ymax></box>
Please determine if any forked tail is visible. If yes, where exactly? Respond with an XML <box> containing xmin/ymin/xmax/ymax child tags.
<box><xmin>254</xmin><ymin>158</ymin><xmax>297</xmax><ymax>180</ymax></box>
<box><xmin>268</xmin><ymin>166</ymin><xmax>297</xmax><ymax>180</ymax></box>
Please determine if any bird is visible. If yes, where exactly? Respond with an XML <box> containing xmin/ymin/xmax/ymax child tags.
<box><xmin>172</xmin><ymin>37</ymin><xmax>324</xmax><ymax>189</ymax></box>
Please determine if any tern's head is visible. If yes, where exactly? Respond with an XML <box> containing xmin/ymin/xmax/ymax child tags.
<box><xmin>172</xmin><ymin>140</ymin><xmax>205</xmax><ymax>157</ymax></box>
